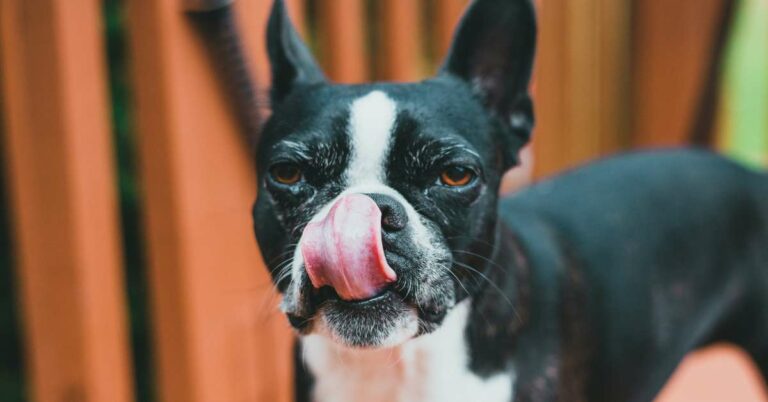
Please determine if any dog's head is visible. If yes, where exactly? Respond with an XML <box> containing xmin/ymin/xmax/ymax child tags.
<box><xmin>253</xmin><ymin>0</ymin><xmax>536</xmax><ymax>348</ymax></box>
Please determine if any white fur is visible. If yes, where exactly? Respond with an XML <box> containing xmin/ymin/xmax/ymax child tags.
<box><xmin>303</xmin><ymin>300</ymin><xmax>515</xmax><ymax>402</ymax></box>
<box><xmin>325</xmin><ymin>91</ymin><xmax>435</xmax><ymax>255</ymax></box>
<box><xmin>346</xmin><ymin>90</ymin><xmax>398</xmax><ymax>186</ymax></box>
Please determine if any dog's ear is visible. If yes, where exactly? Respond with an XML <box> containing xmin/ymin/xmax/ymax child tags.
<box><xmin>267</xmin><ymin>0</ymin><xmax>325</xmax><ymax>105</ymax></box>
<box><xmin>440</xmin><ymin>0</ymin><xmax>536</xmax><ymax>167</ymax></box>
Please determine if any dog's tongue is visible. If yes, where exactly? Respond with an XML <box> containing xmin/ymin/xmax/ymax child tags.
<box><xmin>301</xmin><ymin>194</ymin><xmax>397</xmax><ymax>301</ymax></box>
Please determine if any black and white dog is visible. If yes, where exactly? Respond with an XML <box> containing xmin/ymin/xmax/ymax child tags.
<box><xmin>250</xmin><ymin>0</ymin><xmax>768</xmax><ymax>401</ymax></box>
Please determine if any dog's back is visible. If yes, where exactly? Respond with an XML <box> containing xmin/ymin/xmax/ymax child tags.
<box><xmin>500</xmin><ymin>149</ymin><xmax>768</xmax><ymax>402</ymax></box>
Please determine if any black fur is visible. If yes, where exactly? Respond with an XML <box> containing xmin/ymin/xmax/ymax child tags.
<box><xmin>249</xmin><ymin>0</ymin><xmax>768</xmax><ymax>401</ymax></box>
<box><xmin>266</xmin><ymin>0</ymin><xmax>326</xmax><ymax>105</ymax></box>
<box><xmin>441</xmin><ymin>0</ymin><xmax>536</xmax><ymax>169</ymax></box>
<box><xmin>484</xmin><ymin>151</ymin><xmax>768</xmax><ymax>401</ymax></box>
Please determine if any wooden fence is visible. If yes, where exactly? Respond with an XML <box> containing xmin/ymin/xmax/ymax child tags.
<box><xmin>0</xmin><ymin>0</ymin><xmax>765</xmax><ymax>401</ymax></box>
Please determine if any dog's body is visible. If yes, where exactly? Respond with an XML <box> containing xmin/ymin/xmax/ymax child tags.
<box><xmin>492</xmin><ymin>151</ymin><xmax>768</xmax><ymax>402</ymax></box>
<box><xmin>293</xmin><ymin>150</ymin><xmax>768</xmax><ymax>402</ymax></box>
<box><xmin>247</xmin><ymin>1</ymin><xmax>768</xmax><ymax>401</ymax></box>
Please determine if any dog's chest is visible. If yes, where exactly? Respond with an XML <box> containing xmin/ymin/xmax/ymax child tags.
<box><xmin>302</xmin><ymin>301</ymin><xmax>514</xmax><ymax>402</ymax></box>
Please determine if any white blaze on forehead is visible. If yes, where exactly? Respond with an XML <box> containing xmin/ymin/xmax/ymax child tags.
<box><xmin>283</xmin><ymin>91</ymin><xmax>401</xmax><ymax>312</ymax></box>
<box><xmin>346</xmin><ymin>90</ymin><xmax>398</xmax><ymax>186</ymax></box>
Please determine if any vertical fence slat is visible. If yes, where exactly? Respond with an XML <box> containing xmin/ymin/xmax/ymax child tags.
<box><xmin>317</xmin><ymin>0</ymin><xmax>368</xmax><ymax>83</ymax></box>
<box><xmin>286</xmin><ymin>0</ymin><xmax>306</xmax><ymax>36</ymax></box>
<box><xmin>533</xmin><ymin>0</ymin><xmax>632</xmax><ymax>177</ymax></box>
<box><xmin>125</xmin><ymin>1</ymin><xmax>292</xmax><ymax>401</ymax></box>
<box><xmin>237</xmin><ymin>0</ymin><xmax>305</xmax><ymax>83</ymax></box>
<box><xmin>377</xmin><ymin>0</ymin><xmax>422</xmax><ymax>81</ymax></box>
<box><xmin>0</xmin><ymin>1</ymin><xmax>134</xmax><ymax>401</ymax></box>
<box><xmin>631</xmin><ymin>0</ymin><xmax>727</xmax><ymax>147</ymax></box>
<box><xmin>434</xmin><ymin>0</ymin><xmax>468</xmax><ymax>60</ymax></box>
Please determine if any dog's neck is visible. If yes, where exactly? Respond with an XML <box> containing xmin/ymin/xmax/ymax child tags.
<box><xmin>301</xmin><ymin>299</ymin><xmax>515</xmax><ymax>402</ymax></box>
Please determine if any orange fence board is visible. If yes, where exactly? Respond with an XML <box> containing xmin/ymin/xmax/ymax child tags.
<box><xmin>377</xmin><ymin>0</ymin><xmax>423</xmax><ymax>81</ymax></box>
<box><xmin>125</xmin><ymin>1</ymin><xmax>292</xmax><ymax>401</ymax></box>
<box><xmin>434</xmin><ymin>0</ymin><xmax>469</xmax><ymax>61</ymax></box>
<box><xmin>0</xmin><ymin>1</ymin><xmax>134</xmax><ymax>401</ymax></box>
<box><xmin>0</xmin><ymin>1</ymin><xmax>762</xmax><ymax>402</ymax></box>
<box><xmin>631</xmin><ymin>0</ymin><xmax>727</xmax><ymax>147</ymax></box>
<box><xmin>317</xmin><ymin>0</ymin><xmax>369</xmax><ymax>83</ymax></box>
<box><xmin>534</xmin><ymin>0</ymin><xmax>632</xmax><ymax>178</ymax></box>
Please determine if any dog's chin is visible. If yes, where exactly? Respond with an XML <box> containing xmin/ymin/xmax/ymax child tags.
<box><xmin>281</xmin><ymin>259</ymin><xmax>458</xmax><ymax>348</ymax></box>
<box><xmin>312</xmin><ymin>291</ymin><xmax>420</xmax><ymax>349</ymax></box>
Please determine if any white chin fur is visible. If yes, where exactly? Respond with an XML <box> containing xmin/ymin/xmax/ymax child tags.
<box><xmin>314</xmin><ymin>307</ymin><xmax>420</xmax><ymax>349</ymax></box>
<box><xmin>302</xmin><ymin>300</ymin><xmax>515</xmax><ymax>402</ymax></box>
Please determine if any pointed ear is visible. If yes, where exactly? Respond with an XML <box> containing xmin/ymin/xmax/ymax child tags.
<box><xmin>267</xmin><ymin>0</ymin><xmax>325</xmax><ymax>105</ymax></box>
<box><xmin>441</xmin><ymin>0</ymin><xmax>536</xmax><ymax>164</ymax></box>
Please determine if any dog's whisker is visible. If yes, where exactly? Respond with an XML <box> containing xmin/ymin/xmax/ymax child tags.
<box><xmin>451</xmin><ymin>249</ymin><xmax>507</xmax><ymax>271</ymax></box>
<box><xmin>445</xmin><ymin>235</ymin><xmax>499</xmax><ymax>249</ymax></box>
<box><xmin>384</xmin><ymin>347</ymin><xmax>407</xmax><ymax>370</ymax></box>
<box><xmin>266</xmin><ymin>244</ymin><xmax>299</xmax><ymax>266</ymax></box>
<box><xmin>258</xmin><ymin>258</ymin><xmax>296</xmax><ymax>320</ymax></box>
<box><xmin>273</xmin><ymin>258</ymin><xmax>295</xmax><ymax>284</ymax></box>
<box><xmin>452</xmin><ymin>260</ymin><xmax>522</xmax><ymax>325</ymax></box>
<box><xmin>451</xmin><ymin>249</ymin><xmax>514</xmax><ymax>280</ymax></box>
<box><xmin>444</xmin><ymin>267</ymin><xmax>472</xmax><ymax>299</ymax></box>
<box><xmin>255</xmin><ymin>287</ymin><xmax>284</xmax><ymax>323</ymax></box>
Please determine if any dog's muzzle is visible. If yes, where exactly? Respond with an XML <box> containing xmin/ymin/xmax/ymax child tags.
<box><xmin>301</xmin><ymin>194</ymin><xmax>400</xmax><ymax>301</ymax></box>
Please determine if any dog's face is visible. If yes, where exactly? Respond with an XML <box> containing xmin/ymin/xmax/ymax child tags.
<box><xmin>253</xmin><ymin>0</ymin><xmax>536</xmax><ymax>348</ymax></box>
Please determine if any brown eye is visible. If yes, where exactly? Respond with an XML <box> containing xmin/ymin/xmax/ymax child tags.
<box><xmin>440</xmin><ymin>166</ymin><xmax>475</xmax><ymax>187</ymax></box>
<box><xmin>270</xmin><ymin>163</ymin><xmax>302</xmax><ymax>185</ymax></box>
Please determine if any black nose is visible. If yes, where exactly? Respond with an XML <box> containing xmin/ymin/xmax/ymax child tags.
<box><xmin>366</xmin><ymin>193</ymin><xmax>409</xmax><ymax>232</ymax></box>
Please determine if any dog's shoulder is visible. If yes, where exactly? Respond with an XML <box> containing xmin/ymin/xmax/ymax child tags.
<box><xmin>500</xmin><ymin>149</ymin><xmax>762</xmax><ymax>227</ymax></box>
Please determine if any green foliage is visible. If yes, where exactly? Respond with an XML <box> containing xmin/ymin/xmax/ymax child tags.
<box><xmin>104</xmin><ymin>0</ymin><xmax>157</xmax><ymax>401</ymax></box>
<box><xmin>0</xmin><ymin>139</ymin><xmax>25</xmax><ymax>402</ymax></box>
<box><xmin>720</xmin><ymin>0</ymin><xmax>768</xmax><ymax>167</ymax></box>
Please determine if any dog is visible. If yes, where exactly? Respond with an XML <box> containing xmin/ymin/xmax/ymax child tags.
<box><xmin>249</xmin><ymin>0</ymin><xmax>768</xmax><ymax>401</ymax></box>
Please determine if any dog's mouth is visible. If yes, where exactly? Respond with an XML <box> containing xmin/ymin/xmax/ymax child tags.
<box><xmin>283</xmin><ymin>259</ymin><xmax>456</xmax><ymax>348</ymax></box>
<box><xmin>306</xmin><ymin>286</ymin><xmax>420</xmax><ymax>348</ymax></box>
<box><xmin>278</xmin><ymin>192</ymin><xmax>457</xmax><ymax>348</ymax></box>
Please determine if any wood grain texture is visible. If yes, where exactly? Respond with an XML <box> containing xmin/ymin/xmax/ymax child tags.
<box><xmin>434</xmin><ymin>0</ymin><xmax>469</xmax><ymax>61</ymax></box>
<box><xmin>534</xmin><ymin>0</ymin><xmax>632</xmax><ymax>178</ymax></box>
<box><xmin>632</xmin><ymin>0</ymin><xmax>728</xmax><ymax>147</ymax></box>
<box><xmin>316</xmin><ymin>0</ymin><xmax>369</xmax><ymax>83</ymax></box>
<box><xmin>125</xmin><ymin>0</ymin><xmax>293</xmax><ymax>401</ymax></box>
<box><xmin>377</xmin><ymin>0</ymin><xmax>424</xmax><ymax>81</ymax></box>
<box><xmin>0</xmin><ymin>1</ymin><xmax>134</xmax><ymax>401</ymax></box>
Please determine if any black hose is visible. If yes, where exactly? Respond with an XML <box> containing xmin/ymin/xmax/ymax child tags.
<box><xmin>187</xmin><ymin>3</ymin><xmax>263</xmax><ymax>151</ymax></box>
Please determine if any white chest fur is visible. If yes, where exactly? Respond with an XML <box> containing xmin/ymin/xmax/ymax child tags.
<box><xmin>302</xmin><ymin>300</ymin><xmax>515</xmax><ymax>402</ymax></box>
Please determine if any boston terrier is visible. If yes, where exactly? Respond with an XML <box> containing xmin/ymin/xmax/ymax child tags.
<box><xmin>250</xmin><ymin>0</ymin><xmax>768</xmax><ymax>401</ymax></box>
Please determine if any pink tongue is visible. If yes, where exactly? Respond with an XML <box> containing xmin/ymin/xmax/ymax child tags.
<box><xmin>301</xmin><ymin>194</ymin><xmax>397</xmax><ymax>301</ymax></box>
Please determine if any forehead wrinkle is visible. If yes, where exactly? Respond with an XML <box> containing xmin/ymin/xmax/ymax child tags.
<box><xmin>346</xmin><ymin>90</ymin><xmax>398</xmax><ymax>186</ymax></box>
<box><xmin>274</xmin><ymin>140</ymin><xmax>312</xmax><ymax>159</ymax></box>
<box><xmin>406</xmin><ymin>137</ymin><xmax>481</xmax><ymax>165</ymax></box>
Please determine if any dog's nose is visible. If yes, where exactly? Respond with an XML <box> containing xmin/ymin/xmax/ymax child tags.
<box><xmin>366</xmin><ymin>193</ymin><xmax>409</xmax><ymax>232</ymax></box>
<box><xmin>301</xmin><ymin>193</ymin><xmax>397</xmax><ymax>301</ymax></box>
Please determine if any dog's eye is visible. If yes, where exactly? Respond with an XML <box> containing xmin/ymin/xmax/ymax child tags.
<box><xmin>440</xmin><ymin>166</ymin><xmax>475</xmax><ymax>187</ymax></box>
<box><xmin>270</xmin><ymin>163</ymin><xmax>302</xmax><ymax>185</ymax></box>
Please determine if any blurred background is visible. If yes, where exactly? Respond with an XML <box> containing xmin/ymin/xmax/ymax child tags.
<box><xmin>0</xmin><ymin>0</ymin><xmax>766</xmax><ymax>401</ymax></box>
